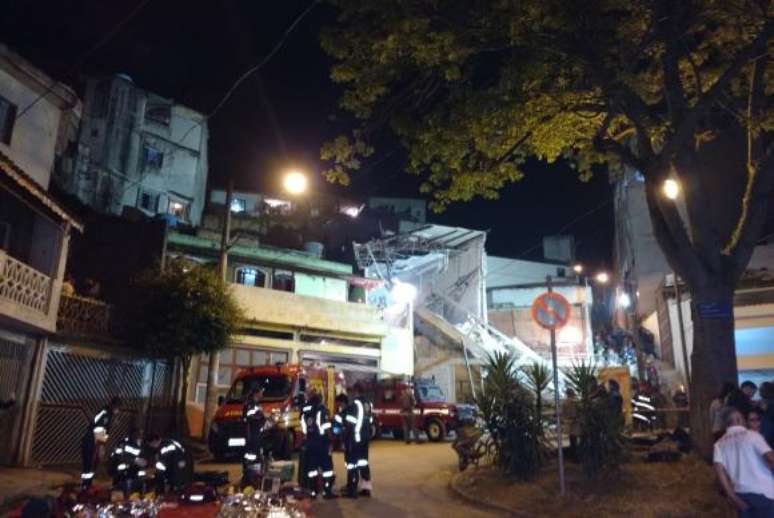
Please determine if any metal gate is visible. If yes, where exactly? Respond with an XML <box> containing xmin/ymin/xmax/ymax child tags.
<box><xmin>30</xmin><ymin>343</ymin><xmax>174</xmax><ymax>467</ymax></box>
<box><xmin>0</xmin><ymin>332</ymin><xmax>34</xmax><ymax>465</ymax></box>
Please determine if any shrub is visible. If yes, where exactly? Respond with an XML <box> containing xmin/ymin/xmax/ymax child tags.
<box><xmin>564</xmin><ymin>362</ymin><xmax>626</xmax><ymax>478</ymax></box>
<box><xmin>476</xmin><ymin>352</ymin><xmax>544</xmax><ymax>480</ymax></box>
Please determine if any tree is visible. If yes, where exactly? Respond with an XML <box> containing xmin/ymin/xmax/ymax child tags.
<box><xmin>125</xmin><ymin>260</ymin><xmax>243</xmax><ymax>433</ymax></box>
<box><xmin>522</xmin><ymin>362</ymin><xmax>551</xmax><ymax>428</ymax></box>
<box><xmin>321</xmin><ymin>0</ymin><xmax>773</xmax><ymax>457</ymax></box>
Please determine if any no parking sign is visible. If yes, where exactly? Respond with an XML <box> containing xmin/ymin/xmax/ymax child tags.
<box><xmin>530</xmin><ymin>291</ymin><xmax>571</xmax><ymax>330</ymax></box>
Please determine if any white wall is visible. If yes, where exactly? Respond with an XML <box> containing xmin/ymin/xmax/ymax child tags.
<box><xmin>0</xmin><ymin>67</ymin><xmax>61</xmax><ymax>189</ymax></box>
<box><xmin>487</xmin><ymin>256</ymin><xmax>570</xmax><ymax>289</ymax></box>
<box><xmin>294</xmin><ymin>273</ymin><xmax>348</xmax><ymax>302</ymax></box>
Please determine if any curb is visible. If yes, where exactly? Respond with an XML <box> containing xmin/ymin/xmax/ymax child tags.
<box><xmin>448</xmin><ymin>470</ymin><xmax>527</xmax><ymax>517</ymax></box>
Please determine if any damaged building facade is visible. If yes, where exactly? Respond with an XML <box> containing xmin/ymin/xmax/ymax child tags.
<box><xmin>59</xmin><ymin>74</ymin><xmax>208</xmax><ymax>226</ymax></box>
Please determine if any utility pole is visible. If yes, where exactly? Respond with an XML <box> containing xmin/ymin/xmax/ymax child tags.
<box><xmin>546</xmin><ymin>276</ymin><xmax>566</xmax><ymax>497</ymax></box>
<box><xmin>203</xmin><ymin>179</ymin><xmax>234</xmax><ymax>439</ymax></box>
<box><xmin>673</xmin><ymin>272</ymin><xmax>691</xmax><ymax>387</ymax></box>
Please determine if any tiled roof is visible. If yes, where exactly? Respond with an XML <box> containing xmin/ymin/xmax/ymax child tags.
<box><xmin>0</xmin><ymin>150</ymin><xmax>83</xmax><ymax>232</ymax></box>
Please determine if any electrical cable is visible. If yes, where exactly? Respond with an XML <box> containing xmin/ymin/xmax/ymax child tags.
<box><xmin>175</xmin><ymin>0</ymin><xmax>321</xmax><ymax>147</ymax></box>
<box><xmin>15</xmin><ymin>0</ymin><xmax>154</xmax><ymax>121</ymax></box>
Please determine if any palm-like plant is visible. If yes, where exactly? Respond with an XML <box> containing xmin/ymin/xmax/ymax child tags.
<box><xmin>563</xmin><ymin>362</ymin><xmax>626</xmax><ymax>478</ymax></box>
<box><xmin>522</xmin><ymin>362</ymin><xmax>551</xmax><ymax>426</ymax></box>
<box><xmin>475</xmin><ymin>352</ymin><xmax>544</xmax><ymax>480</ymax></box>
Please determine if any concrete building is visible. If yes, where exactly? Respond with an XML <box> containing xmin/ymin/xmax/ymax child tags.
<box><xmin>61</xmin><ymin>75</ymin><xmax>208</xmax><ymax>226</ymax></box>
<box><xmin>613</xmin><ymin>168</ymin><xmax>774</xmax><ymax>389</ymax></box>
<box><xmin>486</xmin><ymin>256</ymin><xmax>594</xmax><ymax>367</ymax></box>
<box><xmin>164</xmin><ymin>229</ymin><xmax>412</xmax><ymax>435</ymax></box>
<box><xmin>0</xmin><ymin>44</ymin><xmax>82</xmax><ymax>465</ymax></box>
<box><xmin>367</xmin><ymin>197</ymin><xmax>427</xmax><ymax>223</ymax></box>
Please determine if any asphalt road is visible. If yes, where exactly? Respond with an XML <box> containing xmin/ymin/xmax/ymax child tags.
<box><xmin>201</xmin><ymin>439</ymin><xmax>503</xmax><ymax>518</ymax></box>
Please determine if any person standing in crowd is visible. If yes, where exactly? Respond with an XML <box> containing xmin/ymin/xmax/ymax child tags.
<box><xmin>714</xmin><ymin>408</ymin><xmax>774</xmax><ymax>517</ymax></box>
<box><xmin>711</xmin><ymin>382</ymin><xmax>736</xmax><ymax>442</ymax></box>
<box><xmin>728</xmin><ymin>381</ymin><xmax>758</xmax><ymax>417</ymax></box>
<box><xmin>343</xmin><ymin>383</ymin><xmax>372</xmax><ymax>498</ymax></box>
<box><xmin>301</xmin><ymin>389</ymin><xmax>337</xmax><ymax>499</ymax></box>
<box><xmin>81</xmin><ymin>397</ymin><xmax>120</xmax><ymax>489</ymax></box>
<box><xmin>758</xmin><ymin>382</ymin><xmax>774</xmax><ymax>447</ymax></box>
<box><xmin>400</xmin><ymin>381</ymin><xmax>420</xmax><ymax>444</ymax></box>
<box><xmin>562</xmin><ymin>388</ymin><xmax>580</xmax><ymax>460</ymax></box>
<box><xmin>747</xmin><ymin>409</ymin><xmax>765</xmax><ymax>435</ymax></box>
<box><xmin>242</xmin><ymin>387</ymin><xmax>266</xmax><ymax>485</ymax></box>
<box><xmin>607</xmin><ymin>379</ymin><xmax>623</xmax><ymax>417</ymax></box>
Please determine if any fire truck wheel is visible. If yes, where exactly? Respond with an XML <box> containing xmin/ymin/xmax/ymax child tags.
<box><xmin>426</xmin><ymin>418</ymin><xmax>446</xmax><ymax>442</ymax></box>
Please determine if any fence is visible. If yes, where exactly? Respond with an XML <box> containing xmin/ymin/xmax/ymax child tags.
<box><xmin>28</xmin><ymin>342</ymin><xmax>175</xmax><ymax>467</ymax></box>
<box><xmin>0</xmin><ymin>333</ymin><xmax>35</xmax><ymax>465</ymax></box>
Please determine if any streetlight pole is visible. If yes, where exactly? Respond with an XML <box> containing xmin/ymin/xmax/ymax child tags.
<box><xmin>203</xmin><ymin>179</ymin><xmax>234</xmax><ymax>439</ymax></box>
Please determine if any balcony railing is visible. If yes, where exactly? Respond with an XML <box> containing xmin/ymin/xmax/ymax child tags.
<box><xmin>57</xmin><ymin>294</ymin><xmax>114</xmax><ymax>339</ymax></box>
<box><xmin>0</xmin><ymin>250</ymin><xmax>52</xmax><ymax>315</ymax></box>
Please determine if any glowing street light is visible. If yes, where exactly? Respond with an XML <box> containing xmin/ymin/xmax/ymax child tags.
<box><xmin>618</xmin><ymin>292</ymin><xmax>632</xmax><ymax>308</ymax></box>
<box><xmin>391</xmin><ymin>281</ymin><xmax>417</xmax><ymax>305</ymax></box>
<box><xmin>572</xmin><ymin>264</ymin><xmax>584</xmax><ymax>274</ymax></box>
<box><xmin>283</xmin><ymin>170</ymin><xmax>308</xmax><ymax>195</ymax></box>
<box><xmin>595</xmin><ymin>272</ymin><xmax>610</xmax><ymax>284</ymax></box>
<box><xmin>663</xmin><ymin>179</ymin><xmax>680</xmax><ymax>200</ymax></box>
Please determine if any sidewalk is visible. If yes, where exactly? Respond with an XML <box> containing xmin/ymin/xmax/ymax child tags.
<box><xmin>0</xmin><ymin>467</ymin><xmax>76</xmax><ymax>511</ymax></box>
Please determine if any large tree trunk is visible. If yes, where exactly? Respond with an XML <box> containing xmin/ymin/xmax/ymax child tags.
<box><xmin>688</xmin><ymin>284</ymin><xmax>737</xmax><ymax>460</ymax></box>
<box><xmin>175</xmin><ymin>356</ymin><xmax>192</xmax><ymax>438</ymax></box>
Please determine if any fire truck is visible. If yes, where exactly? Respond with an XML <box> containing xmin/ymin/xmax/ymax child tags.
<box><xmin>369</xmin><ymin>378</ymin><xmax>474</xmax><ymax>442</ymax></box>
<box><xmin>208</xmin><ymin>364</ymin><xmax>344</xmax><ymax>461</ymax></box>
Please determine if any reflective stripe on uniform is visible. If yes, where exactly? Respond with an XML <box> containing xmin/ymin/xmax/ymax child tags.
<box><xmin>334</xmin><ymin>415</ymin><xmax>343</xmax><ymax>423</ymax></box>
<box><xmin>81</xmin><ymin>472</ymin><xmax>94</xmax><ymax>480</ymax></box>
<box><xmin>117</xmin><ymin>463</ymin><xmax>127</xmax><ymax>471</ymax></box>
<box><xmin>138</xmin><ymin>470</ymin><xmax>146</xmax><ymax>477</ymax></box>
<box><xmin>346</xmin><ymin>463</ymin><xmax>356</xmax><ymax>470</ymax></box>
<box><xmin>244</xmin><ymin>453</ymin><xmax>257</xmax><ymax>461</ymax></box>
<box><xmin>357</xmin><ymin>459</ymin><xmax>369</xmax><ymax>467</ymax></box>
<box><xmin>345</xmin><ymin>415</ymin><xmax>358</xmax><ymax>424</ymax></box>
<box><xmin>93</xmin><ymin>410</ymin><xmax>107</xmax><ymax>424</ymax></box>
<box><xmin>302</xmin><ymin>405</ymin><xmax>312</xmax><ymax>412</ymax></box>
<box><xmin>246</xmin><ymin>407</ymin><xmax>260</xmax><ymax>416</ymax></box>
<box><xmin>155</xmin><ymin>462</ymin><xmax>166</xmax><ymax>471</ymax></box>
<box><xmin>307</xmin><ymin>470</ymin><xmax>319</xmax><ymax>478</ymax></box>
<box><xmin>124</xmin><ymin>445</ymin><xmax>140</xmax><ymax>456</ymax></box>
<box><xmin>322</xmin><ymin>470</ymin><xmax>334</xmax><ymax>478</ymax></box>
<box><xmin>300</xmin><ymin>415</ymin><xmax>307</xmax><ymax>435</ymax></box>
<box><xmin>93</xmin><ymin>426</ymin><xmax>106</xmax><ymax>434</ymax></box>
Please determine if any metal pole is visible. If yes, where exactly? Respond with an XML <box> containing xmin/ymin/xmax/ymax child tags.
<box><xmin>673</xmin><ymin>273</ymin><xmax>691</xmax><ymax>387</ymax></box>
<box><xmin>547</xmin><ymin>276</ymin><xmax>566</xmax><ymax>497</ymax></box>
<box><xmin>202</xmin><ymin>179</ymin><xmax>233</xmax><ymax>439</ymax></box>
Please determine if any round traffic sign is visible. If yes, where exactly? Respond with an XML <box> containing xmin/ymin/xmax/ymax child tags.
<box><xmin>531</xmin><ymin>292</ymin><xmax>572</xmax><ymax>330</ymax></box>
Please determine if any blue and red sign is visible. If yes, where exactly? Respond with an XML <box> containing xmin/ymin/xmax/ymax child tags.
<box><xmin>531</xmin><ymin>292</ymin><xmax>571</xmax><ymax>330</ymax></box>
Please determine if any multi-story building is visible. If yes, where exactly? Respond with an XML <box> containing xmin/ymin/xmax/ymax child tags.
<box><xmin>613</xmin><ymin>168</ymin><xmax>774</xmax><ymax>390</ymax></box>
<box><xmin>60</xmin><ymin>74</ymin><xmax>208</xmax><ymax>226</ymax></box>
<box><xmin>164</xmin><ymin>228</ymin><xmax>413</xmax><ymax>436</ymax></box>
<box><xmin>486</xmin><ymin>256</ymin><xmax>594</xmax><ymax>367</ymax></box>
<box><xmin>0</xmin><ymin>44</ymin><xmax>82</xmax><ymax>465</ymax></box>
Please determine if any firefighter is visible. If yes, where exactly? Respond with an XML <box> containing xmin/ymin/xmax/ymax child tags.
<box><xmin>242</xmin><ymin>387</ymin><xmax>266</xmax><ymax>486</ymax></box>
<box><xmin>146</xmin><ymin>434</ymin><xmax>189</xmax><ymax>493</ymax></box>
<box><xmin>108</xmin><ymin>426</ymin><xmax>145</xmax><ymax>493</ymax></box>
<box><xmin>301</xmin><ymin>389</ymin><xmax>337</xmax><ymax>499</ymax></box>
<box><xmin>343</xmin><ymin>383</ymin><xmax>372</xmax><ymax>498</ymax></box>
<box><xmin>80</xmin><ymin>396</ymin><xmax>121</xmax><ymax>489</ymax></box>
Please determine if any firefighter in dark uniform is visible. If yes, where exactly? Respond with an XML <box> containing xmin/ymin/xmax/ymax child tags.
<box><xmin>146</xmin><ymin>434</ymin><xmax>189</xmax><ymax>493</ymax></box>
<box><xmin>343</xmin><ymin>383</ymin><xmax>372</xmax><ymax>498</ymax></box>
<box><xmin>108</xmin><ymin>426</ymin><xmax>145</xmax><ymax>493</ymax></box>
<box><xmin>301</xmin><ymin>389</ymin><xmax>337</xmax><ymax>499</ymax></box>
<box><xmin>242</xmin><ymin>387</ymin><xmax>266</xmax><ymax>486</ymax></box>
<box><xmin>81</xmin><ymin>397</ymin><xmax>121</xmax><ymax>489</ymax></box>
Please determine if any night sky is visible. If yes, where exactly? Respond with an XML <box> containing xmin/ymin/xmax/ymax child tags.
<box><xmin>2</xmin><ymin>0</ymin><xmax>613</xmax><ymax>269</ymax></box>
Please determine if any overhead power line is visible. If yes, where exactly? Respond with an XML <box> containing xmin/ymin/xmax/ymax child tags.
<box><xmin>15</xmin><ymin>0</ymin><xmax>154</xmax><ymax>120</ymax></box>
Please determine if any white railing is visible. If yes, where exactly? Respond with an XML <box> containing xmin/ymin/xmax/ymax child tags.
<box><xmin>0</xmin><ymin>250</ymin><xmax>52</xmax><ymax>314</ymax></box>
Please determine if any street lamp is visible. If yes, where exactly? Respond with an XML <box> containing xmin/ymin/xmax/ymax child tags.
<box><xmin>617</xmin><ymin>292</ymin><xmax>632</xmax><ymax>308</ymax></box>
<box><xmin>573</xmin><ymin>264</ymin><xmax>583</xmax><ymax>274</ymax></box>
<box><xmin>595</xmin><ymin>271</ymin><xmax>610</xmax><ymax>284</ymax></box>
<box><xmin>663</xmin><ymin>179</ymin><xmax>680</xmax><ymax>200</ymax></box>
<box><xmin>283</xmin><ymin>170</ymin><xmax>307</xmax><ymax>195</ymax></box>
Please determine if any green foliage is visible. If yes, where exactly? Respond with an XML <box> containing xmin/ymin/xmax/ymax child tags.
<box><xmin>124</xmin><ymin>260</ymin><xmax>243</xmax><ymax>362</ymax></box>
<box><xmin>564</xmin><ymin>362</ymin><xmax>627</xmax><ymax>478</ymax></box>
<box><xmin>522</xmin><ymin>362</ymin><xmax>551</xmax><ymax>422</ymax></box>
<box><xmin>475</xmin><ymin>352</ymin><xmax>544</xmax><ymax>480</ymax></box>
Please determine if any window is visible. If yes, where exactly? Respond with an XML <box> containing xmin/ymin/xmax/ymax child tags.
<box><xmin>137</xmin><ymin>190</ymin><xmax>159</xmax><ymax>212</ymax></box>
<box><xmin>168</xmin><ymin>200</ymin><xmax>188</xmax><ymax>220</ymax></box>
<box><xmin>272</xmin><ymin>270</ymin><xmax>294</xmax><ymax>292</ymax></box>
<box><xmin>231</xmin><ymin>198</ymin><xmax>246</xmax><ymax>213</ymax></box>
<box><xmin>235</xmin><ymin>266</ymin><xmax>267</xmax><ymax>288</ymax></box>
<box><xmin>142</xmin><ymin>144</ymin><xmax>164</xmax><ymax>169</ymax></box>
<box><xmin>0</xmin><ymin>96</ymin><xmax>17</xmax><ymax>145</ymax></box>
<box><xmin>145</xmin><ymin>104</ymin><xmax>171</xmax><ymax>126</ymax></box>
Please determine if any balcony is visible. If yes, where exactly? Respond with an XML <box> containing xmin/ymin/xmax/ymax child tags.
<box><xmin>0</xmin><ymin>249</ymin><xmax>55</xmax><ymax>332</ymax></box>
<box><xmin>56</xmin><ymin>294</ymin><xmax>116</xmax><ymax>341</ymax></box>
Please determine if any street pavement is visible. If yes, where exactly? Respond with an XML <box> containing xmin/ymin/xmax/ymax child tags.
<box><xmin>203</xmin><ymin>439</ymin><xmax>504</xmax><ymax>518</ymax></box>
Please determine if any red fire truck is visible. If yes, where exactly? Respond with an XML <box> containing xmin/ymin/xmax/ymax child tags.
<box><xmin>208</xmin><ymin>364</ymin><xmax>344</xmax><ymax>461</ymax></box>
<box><xmin>369</xmin><ymin>378</ymin><xmax>473</xmax><ymax>442</ymax></box>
